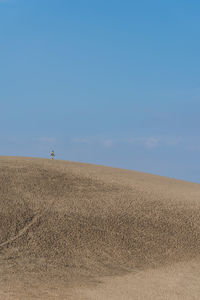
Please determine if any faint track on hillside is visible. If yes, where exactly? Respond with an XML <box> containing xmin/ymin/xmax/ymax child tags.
<box><xmin>0</xmin><ymin>214</ymin><xmax>40</xmax><ymax>249</ymax></box>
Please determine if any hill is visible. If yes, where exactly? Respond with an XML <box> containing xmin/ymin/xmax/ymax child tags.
<box><xmin>0</xmin><ymin>156</ymin><xmax>200</xmax><ymax>299</ymax></box>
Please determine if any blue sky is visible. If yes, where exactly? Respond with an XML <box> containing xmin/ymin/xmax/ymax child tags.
<box><xmin>0</xmin><ymin>0</ymin><xmax>200</xmax><ymax>183</ymax></box>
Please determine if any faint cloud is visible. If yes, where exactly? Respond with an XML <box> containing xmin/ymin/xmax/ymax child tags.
<box><xmin>128</xmin><ymin>136</ymin><xmax>180</xmax><ymax>149</ymax></box>
<box><xmin>72</xmin><ymin>137</ymin><xmax>92</xmax><ymax>145</ymax></box>
<box><xmin>72</xmin><ymin>137</ymin><xmax>114</xmax><ymax>148</ymax></box>
<box><xmin>101</xmin><ymin>139</ymin><xmax>113</xmax><ymax>148</ymax></box>
<box><xmin>128</xmin><ymin>137</ymin><xmax>159</xmax><ymax>149</ymax></box>
<box><xmin>72</xmin><ymin>135</ymin><xmax>181</xmax><ymax>151</ymax></box>
<box><xmin>145</xmin><ymin>138</ymin><xmax>159</xmax><ymax>149</ymax></box>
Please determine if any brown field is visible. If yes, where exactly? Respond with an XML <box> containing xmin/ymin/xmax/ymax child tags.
<box><xmin>0</xmin><ymin>156</ymin><xmax>200</xmax><ymax>299</ymax></box>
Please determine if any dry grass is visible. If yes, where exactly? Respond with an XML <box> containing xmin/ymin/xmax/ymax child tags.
<box><xmin>0</xmin><ymin>156</ymin><xmax>200</xmax><ymax>299</ymax></box>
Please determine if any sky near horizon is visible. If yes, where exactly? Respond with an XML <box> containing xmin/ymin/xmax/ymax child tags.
<box><xmin>0</xmin><ymin>0</ymin><xmax>200</xmax><ymax>183</ymax></box>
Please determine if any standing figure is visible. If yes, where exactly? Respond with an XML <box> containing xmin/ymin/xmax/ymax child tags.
<box><xmin>50</xmin><ymin>150</ymin><xmax>55</xmax><ymax>160</ymax></box>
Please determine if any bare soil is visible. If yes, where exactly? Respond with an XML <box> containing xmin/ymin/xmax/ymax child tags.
<box><xmin>0</xmin><ymin>156</ymin><xmax>200</xmax><ymax>299</ymax></box>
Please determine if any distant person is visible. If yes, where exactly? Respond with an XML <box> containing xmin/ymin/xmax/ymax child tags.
<box><xmin>50</xmin><ymin>150</ymin><xmax>55</xmax><ymax>160</ymax></box>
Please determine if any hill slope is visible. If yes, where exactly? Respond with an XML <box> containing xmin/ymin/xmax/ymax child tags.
<box><xmin>0</xmin><ymin>156</ymin><xmax>200</xmax><ymax>299</ymax></box>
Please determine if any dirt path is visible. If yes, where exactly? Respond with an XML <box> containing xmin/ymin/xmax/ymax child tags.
<box><xmin>0</xmin><ymin>214</ymin><xmax>40</xmax><ymax>249</ymax></box>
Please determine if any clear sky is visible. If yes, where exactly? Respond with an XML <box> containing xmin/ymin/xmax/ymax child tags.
<box><xmin>0</xmin><ymin>0</ymin><xmax>200</xmax><ymax>183</ymax></box>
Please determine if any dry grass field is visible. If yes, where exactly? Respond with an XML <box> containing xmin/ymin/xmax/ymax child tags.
<box><xmin>0</xmin><ymin>156</ymin><xmax>200</xmax><ymax>299</ymax></box>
